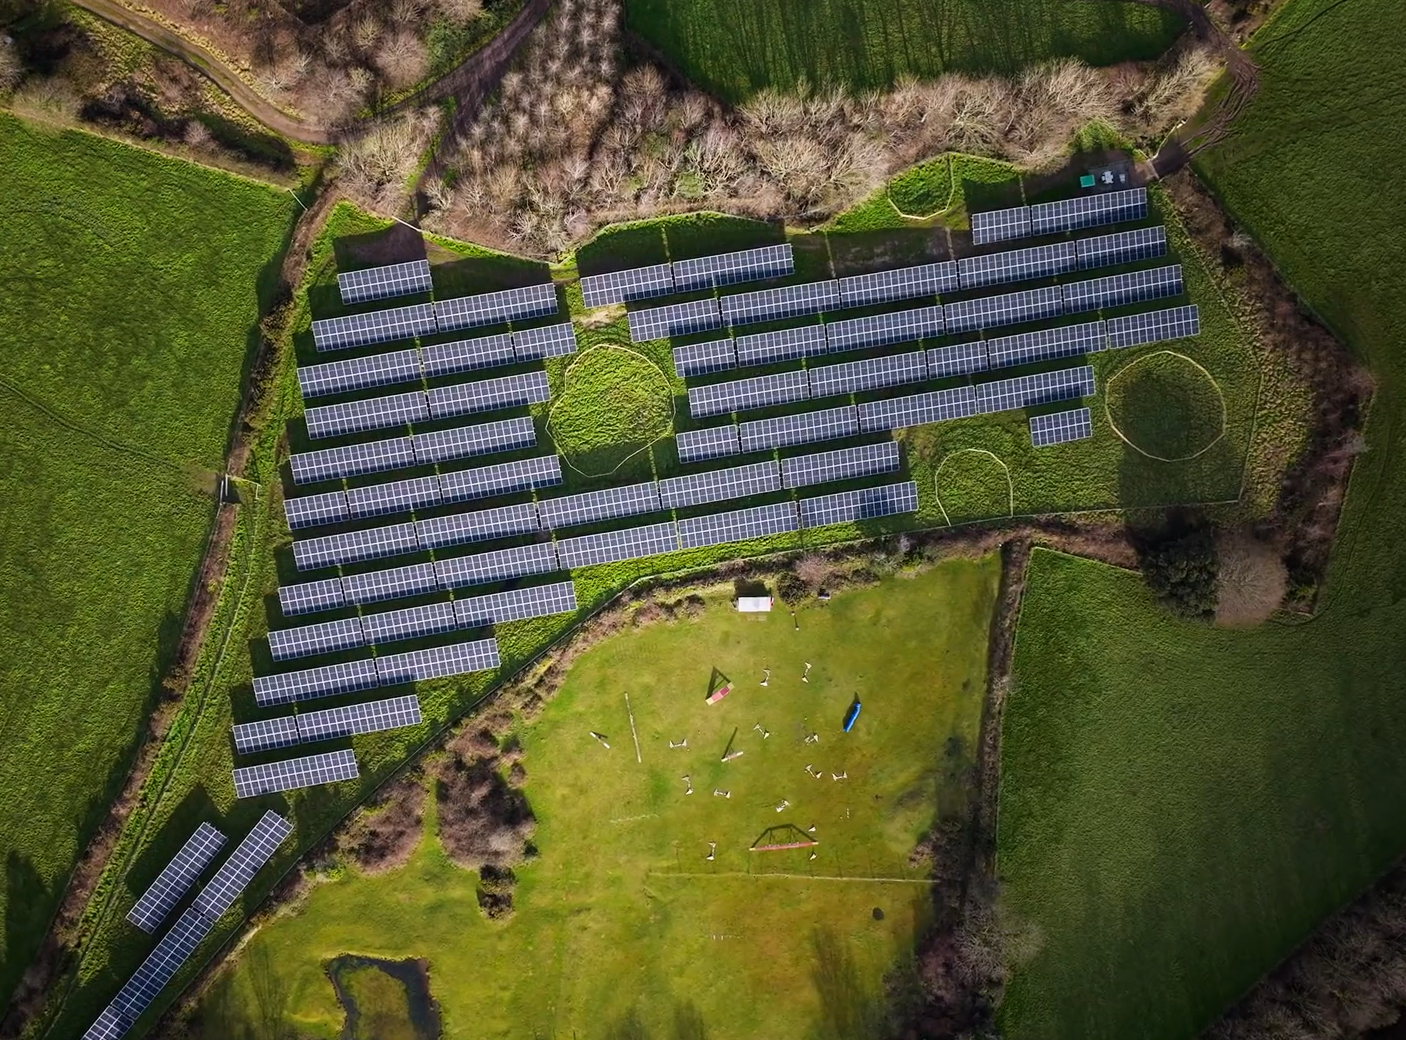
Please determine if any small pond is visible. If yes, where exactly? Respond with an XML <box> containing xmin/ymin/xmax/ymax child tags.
<box><xmin>326</xmin><ymin>955</ymin><xmax>441</xmax><ymax>1040</ymax></box>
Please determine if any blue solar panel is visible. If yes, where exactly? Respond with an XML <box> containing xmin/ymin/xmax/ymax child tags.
<box><xmin>411</xmin><ymin>416</ymin><xmax>537</xmax><ymax>464</ymax></box>
<box><xmin>433</xmin><ymin>283</ymin><xmax>559</xmax><ymax>333</ymax></box>
<box><xmin>277</xmin><ymin>576</ymin><xmax>347</xmax><ymax>617</ymax></box>
<box><xmin>311</xmin><ymin>303</ymin><xmax>437</xmax><ymax>352</ymax></box>
<box><xmin>425</xmin><ymin>371</ymin><xmax>551</xmax><ymax>420</ymax></box>
<box><xmin>672</xmin><ymin>244</ymin><xmax>794</xmax><ymax>292</ymax></box>
<box><xmin>798</xmin><ymin>481</ymin><xmax>918</xmax><ymax>528</ymax></box>
<box><xmin>284</xmin><ymin>490</ymin><xmax>350</xmax><ymax>531</ymax></box>
<box><xmin>433</xmin><ymin>541</ymin><xmax>560</xmax><ymax>589</ymax></box>
<box><xmin>970</xmin><ymin>206</ymin><xmax>1031</xmax><ymax>246</ymax></box>
<box><xmin>345</xmin><ymin>474</ymin><xmax>443</xmax><ymax>520</ymax></box>
<box><xmin>780</xmin><ymin>441</ymin><xmax>900</xmax><ymax>489</ymax></box>
<box><xmin>1075</xmin><ymin>226</ymin><xmax>1167</xmax><ymax>270</ymax></box>
<box><xmin>538</xmin><ymin>482</ymin><xmax>661</xmax><ymax>529</ymax></box>
<box><xmin>556</xmin><ymin>522</ymin><xmax>680</xmax><ymax>568</ymax></box>
<box><xmin>677</xmin><ymin>502</ymin><xmax>798</xmax><ymax>549</ymax></box>
<box><xmin>974</xmin><ymin>366</ymin><xmax>1095</xmax><ymax>414</ymax></box>
<box><xmin>437</xmin><ymin>455</ymin><xmax>562</xmax><ymax>504</ymax></box>
<box><xmin>297</xmin><ymin>349</ymin><xmax>422</xmax><ymax>399</ymax></box>
<box><xmin>1104</xmin><ymin>304</ymin><xmax>1200</xmax><ymax>348</ymax></box>
<box><xmin>836</xmin><ymin>262</ymin><xmax>958</xmax><ymax>307</ymax></box>
<box><xmin>738</xmin><ymin>405</ymin><xmax>858</xmax><ymax>452</ymax></box>
<box><xmin>808</xmin><ymin>351</ymin><xmax>928</xmax><ymax>399</ymax></box>
<box><xmin>290</xmin><ymin>436</ymin><xmax>416</xmax><ymax>486</ymax></box>
<box><xmin>719</xmin><ymin>280</ymin><xmax>839</xmax><ymax>327</ymax></box>
<box><xmin>1029</xmin><ymin>407</ymin><xmax>1094</xmax><ymax>446</ymax></box>
<box><xmin>822</xmin><ymin>306</ymin><xmax>944</xmax><ymax>353</ymax></box>
<box><xmin>338</xmin><ymin>259</ymin><xmax>432</xmax><ymax>306</ymax></box>
<box><xmin>340</xmin><ymin>561</ymin><xmax>440</xmax><ymax>605</ymax></box>
<box><xmin>957</xmin><ymin>241</ymin><xmax>1077</xmax><ymax>291</ymax></box>
<box><xmin>673</xmin><ymin>338</ymin><xmax>738</xmax><ymax>377</ymax></box>
<box><xmin>733</xmin><ymin>324</ymin><xmax>828</xmax><ymax>366</ymax></box>
<box><xmin>360</xmin><ymin>600</ymin><xmax>458</xmax><ymax>645</ymax></box>
<box><xmin>1028</xmin><ymin>187</ymin><xmax>1147</xmax><ymax>235</ymax></box>
<box><xmin>580</xmin><ymin>264</ymin><xmax>675</xmax><ymax>308</ymax></box>
<box><xmin>943</xmin><ymin>285</ymin><xmax>1064</xmax><ymax>335</ymax></box>
<box><xmin>512</xmin><ymin>322</ymin><xmax>577</xmax><ymax>361</ymax></box>
<box><xmin>252</xmin><ymin>658</ymin><xmax>380</xmax><ymax>707</ymax></box>
<box><xmin>376</xmin><ymin>639</ymin><xmax>500</xmax><ymax>685</ymax></box>
<box><xmin>676</xmin><ymin>424</ymin><xmax>741</xmax><ymax>463</ymax></box>
<box><xmin>627</xmin><ymin>298</ymin><xmax>723</xmax><ymax>342</ymax></box>
<box><xmin>291</xmin><ymin>522</ymin><xmax>421</xmax><ymax>571</ymax></box>
<box><xmin>304</xmin><ymin>391</ymin><xmax>429</xmax><ymax>440</ymax></box>
<box><xmin>857</xmin><ymin>386</ymin><xmax>979</xmax><ymax>432</ymax></box>
<box><xmin>984</xmin><ymin>320</ymin><xmax>1107</xmax><ymax>370</ymax></box>
<box><xmin>1061</xmin><ymin>265</ymin><xmax>1182</xmax><ymax>314</ymax></box>
<box><xmin>420</xmin><ymin>333</ymin><xmax>516</xmax><ymax>378</ymax></box>
<box><xmin>926</xmin><ymin>340</ymin><xmax>989</xmax><ymax>378</ymax></box>
<box><xmin>414</xmin><ymin>501</ymin><xmax>541</xmax><ymax>550</ymax></box>
<box><xmin>688</xmin><ymin>370</ymin><xmax>810</xmax><ymax>419</ymax></box>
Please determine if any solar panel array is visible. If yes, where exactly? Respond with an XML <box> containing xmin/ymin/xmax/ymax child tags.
<box><xmin>277</xmin><ymin>576</ymin><xmax>347</xmax><ymax>616</ymax></box>
<box><xmin>825</xmin><ymin>306</ymin><xmax>945</xmax><ymax>353</ymax></box>
<box><xmin>233</xmin><ymin>749</ymin><xmax>359</xmax><ymax>799</ymax></box>
<box><xmin>799</xmin><ymin>481</ymin><xmax>918</xmax><ymax>528</ymax></box>
<box><xmin>253</xmin><ymin>657</ymin><xmax>381</xmax><ymax>707</ymax></box>
<box><xmin>434</xmin><ymin>541</ymin><xmax>560</xmax><ymax>589</ymax></box>
<box><xmin>338</xmin><ymin>260</ymin><xmax>432</xmax><ymax>306</ymax></box>
<box><xmin>557</xmin><ymin>522</ymin><xmax>680</xmax><ymax>568</ymax></box>
<box><xmin>412</xmin><ymin>416</ymin><xmax>537</xmax><ymax>465</ymax></box>
<box><xmin>360</xmin><ymin>600</ymin><xmax>458</xmax><ymax>646</ymax></box>
<box><xmin>304</xmin><ymin>391</ymin><xmax>428</xmax><ymax>440</ymax></box>
<box><xmin>346</xmin><ymin>474</ymin><xmax>442</xmax><ymax>520</ymax></box>
<box><xmin>193</xmin><ymin>810</ymin><xmax>293</xmax><ymax>917</ymax></box>
<box><xmin>420</xmin><ymin>332</ymin><xmax>516</xmax><ymax>379</ymax></box>
<box><xmin>414</xmin><ymin>501</ymin><xmax>540</xmax><ymax>551</ymax></box>
<box><xmin>268</xmin><ymin>616</ymin><xmax>367</xmax><ymax>662</ymax></box>
<box><xmin>975</xmin><ymin>366</ymin><xmax>1095</xmax><ymax>414</ymax></box>
<box><xmin>673</xmin><ymin>338</ymin><xmax>738</xmax><ymax>377</ymax></box>
<box><xmin>971</xmin><ymin>206</ymin><xmax>1031</xmax><ymax>246</ymax></box>
<box><xmin>688</xmin><ymin>369</ymin><xmax>810</xmax><ymax>418</ymax></box>
<box><xmin>106</xmin><ymin>907</ymin><xmax>211</xmax><ymax>1030</ymax></box>
<box><xmin>780</xmin><ymin>441</ymin><xmax>900</xmax><ymax>489</ymax></box>
<box><xmin>836</xmin><ymin>262</ymin><xmax>958</xmax><ymax>307</ymax></box>
<box><xmin>433</xmin><ymin>283</ymin><xmax>558</xmax><ymax>333</ymax></box>
<box><xmin>290</xmin><ymin>436</ymin><xmax>417</xmax><ymax>485</ymax></box>
<box><xmin>439</xmin><ymin>455</ymin><xmax>562</xmax><ymax>504</ymax></box>
<box><xmin>740</xmin><ymin>405</ymin><xmax>858</xmax><ymax>452</ymax></box>
<box><xmin>1105</xmin><ymin>305</ymin><xmax>1200</xmax><ymax>348</ymax></box>
<box><xmin>658</xmin><ymin>460</ymin><xmax>781</xmax><ymax>509</ymax></box>
<box><xmin>720</xmin><ymin>280</ymin><xmax>839</xmax><ymax>327</ymax></box>
<box><xmin>580</xmin><ymin>263</ymin><xmax>675</xmax><ymax>308</ymax></box>
<box><xmin>676</xmin><ymin>424</ymin><xmax>742</xmax><ymax>463</ymax></box>
<box><xmin>231</xmin><ymin>715</ymin><xmax>301</xmax><ymax>755</ymax></box>
<box><xmin>858</xmin><ymin>386</ymin><xmax>979</xmax><ymax>432</ymax></box>
<box><xmin>296</xmin><ymin>695</ymin><xmax>422</xmax><ymax>743</ymax></box>
<box><xmin>1029</xmin><ymin>407</ymin><xmax>1093</xmax><ymax>447</ymax></box>
<box><xmin>298</xmin><ymin>348</ymin><xmax>421</xmax><ymax>399</ymax></box>
<box><xmin>284</xmin><ymin>490</ymin><xmax>350</xmax><ymax>531</ymax></box>
<box><xmin>512</xmin><ymin>322</ymin><xmax>577</xmax><ymax>361</ymax></box>
<box><xmin>292</xmin><ymin>522</ymin><xmax>420</xmax><ymax>571</ymax></box>
<box><xmin>734</xmin><ymin>324</ymin><xmax>828</xmax><ymax>366</ymax></box>
<box><xmin>944</xmin><ymin>285</ymin><xmax>1064</xmax><ymax>334</ymax></box>
<box><xmin>927</xmin><ymin>340</ymin><xmax>989</xmax><ymax>378</ymax></box>
<box><xmin>341</xmin><ymin>561</ymin><xmax>439</xmax><ymax>606</ymax></box>
<box><xmin>678</xmin><ymin>502</ymin><xmax>798</xmax><ymax>549</ymax></box>
<box><xmin>426</xmin><ymin>370</ymin><xmax>551</xmax><ymax>420</ymax></box>
<box><xmin>672</xmin><ymin>244</ymin><xmax>793</xmax><ymax>292</ymax></box>
<box><xmin>957</xmin><ymin>241</ymin><xmax>1077</xmax><ymax>290</ymax></box>
<box><xmin>628</xmin><ymin>297</ymin><xmax>723</xmax><ymax>342</ymax></box>
<box><xmin>126</xmin><ymin>823</ymin><xmax>227</xmax><ymax>933</ymax></box>
<box><xmin>808</xmin><ymin>351</ymin><xmax>929</xmax><ymax>399</ymax></box>
<box><xmin>539</xmin><ymin>481</ymin><xmax>661</xmax><ymax>529</ymax></box>
<box><xmin>377</xmin><ymin>639</ymin><xmax>502</xmax><ymax>685</ymax></box>
<box><xmin>312</xmin><ymin>303</ymin><xmax>438</xmax><ymax>352</ymax></box>
<box><xmin>453</xmin><ymin>581</ymin><xmax>578</xmax><ymax>628</ymax></box>
<box><xmin>1062</xmin><ymin>265</ymin><xmax>1183</xmax><ymax>314</ymax></box>
<box><xmin>1029</xmin><ymin>187</ymin><xmax>1147</xmax><ymax>235</ymax></box>
<box><xmin>1075</xmin><ymin>226</ymin><xmax>1167</xmax><ymax>269</ymax></box>
<box><xmin>985</xmin><ymin>320</ymin><xmax>1106</xmax><ymax>370</ymax></box>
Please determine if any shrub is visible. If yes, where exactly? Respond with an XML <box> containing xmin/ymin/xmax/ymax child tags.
<box><xmin>1215</xmin><ymin>530</ymin><xmax>1287</xmax><ymax>627</ymax></box>
<box><xmin>1137</xmin><ymin>524</ymin><xmax>1219</xmax><ymax>620</ymax></box>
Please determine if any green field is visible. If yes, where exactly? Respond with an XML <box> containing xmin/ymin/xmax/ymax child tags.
<box><xmin>624</xmin><ymin>0</ymin><xmax>1185</xmax><ymax>102</ymax></box>
<box><xmin>995</xmin><ymin>1</ymin><xmax>1406</xmax><ymax>1037</ymax></box>
<box><xmin>0</xmin><ymin>115</ymin><xmax>294</xmax><ymax>1005</ymax></box>
<box><xmin>199</xmin><ymin>559</ymin><xmax>999</xmax><ymax>1039</ymax></box>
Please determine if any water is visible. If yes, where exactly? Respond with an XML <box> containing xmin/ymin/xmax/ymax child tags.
<box><xmin>326</xmin><ymin>955</ymin><xmax>441</xmax><ymax>1040</ymax></box>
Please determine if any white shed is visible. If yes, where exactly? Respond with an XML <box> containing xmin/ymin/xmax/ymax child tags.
<box><xmin>735</xmin><ymin>596</ymin><xmax>773</xmax><ymax>612</ymax></box>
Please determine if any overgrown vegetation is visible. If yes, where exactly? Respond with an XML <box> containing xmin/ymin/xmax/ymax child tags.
<box><xmin>1135</xmin><ymin>521</ymin><xmax>1220</xmax><ymax>620</ymax></box>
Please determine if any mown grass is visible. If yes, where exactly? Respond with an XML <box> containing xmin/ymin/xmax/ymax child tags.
<box><xmin>624</xmin><ymin>0</ymin><xmax>1184</xmax><ymax>103</ymax></box>
<box><xmin>0</xmin><ymin>114</ymin><xmax>294</xmax><ymax>1006</ymax></box>
<box><xmin>201</xmin><ymin>561</ymin><xmax>1000</xmax><ymax>1040</ymax></box>
<box><xmin>546</xmin><ymin>343</ymin><xmax>676</xmax><ymax>478</ymax></box>
<box><xmin>996</xmin><ymin>1</ymin><xmax>1406</xmax><ymax>1037</ymax></box>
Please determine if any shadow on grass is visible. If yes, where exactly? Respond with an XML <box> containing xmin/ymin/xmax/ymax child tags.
<box><xmin>124</xmin><ymin>786</ymin><xmax>221</xmax><ymax>899</ymax></box>
<box><xmin>806</xmin><ymin>927</ymin><xmax>889</xmax><ymax>1040</ymax></box>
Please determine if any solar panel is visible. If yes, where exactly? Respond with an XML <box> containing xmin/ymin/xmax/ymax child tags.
<box><xmin>433</xmin><ymin>541</ymin><xmax>560</xmax><ymax>589</ymax></box>
<box><xmin>975</xmin><ymin>366</ymin><xmax>1095</xmax><ymax>414</ymax></box>
<box><xmin>268</xmin><ymin>616</ymin><xmax>367</xmax><ymax>662</ymax></box>
<box><xmin>688</xmin><ymin>369</ymin><xmax>810</xmax><ymax>419</ymax></box>
<box><xmin>230</xmin><ymin>715</ymin><xmax>301</xmax><ymax>755</ymax></box>
<box><xmin>126</xmin><ymin>823</ymin><xmax>227</xmax><ymax>933</ymax></box>
<box><xmin>580</xmin><ymin>263</ymin><xmax>675</xmax><ymax>309</ymax></box>
<box><xmin>452</xmin><ymin>580</ymin><xmax>579</xmax><ymax>627</ymax></box>
<box><xmin>627</xmin><ymin>297</ymin><xmax>723</xmax><ymax>342</ymax></box>
<box><xmin>970</xmin><ymin>206</ymin><xmax>1031</xmax><ymax>246</ymax></box>
<box><xmin>658</xmin><ymin>460</ymin><xmax>781</xmax><ymax>509</ymax></box>
<box><xmin>672</xmin><ymin>244</ymin><xmax>794</xmax><ymax>292</ymax></box>
<box><xmin>538</xmin><ymin>481</ymin><xmax>662</xmax><ymax>529</ymax></box>
<box><xmin>284</xmin><ymin>490</ymin><xmax>350</xmax><ymax>531</ymax></box>
<box><xmin>823</xmin><ymin>306</ymin><xmax>945</xmax><ymax>353</ymax></box>
<box><xmin>433</xmin><ymin>283</ymin><xmax>558</xmax><ymax>333</ymax></box>
<box><xmin>738</xmin><ymin>405</ymin><xmax>858</xmax><ymax>452</ymax></box>
<box><xmin>1075</xmin><ymin>225</ymin><xmax>1167</xmax><ymax>270</ymax></box>
<box><xmin>1028</xmin><ymin>187</ymin><xmax>1147</xmax><ymax>235</ymax></box>
<box><xmin>296</xmin><ymin>695</ymin><xmax>422</xmax><ymax>743</ymax></box>
<box><xmin>420</xmin><ymin>333</ymin><xmax>517</xmax><ymax>379</ymax></box>
<box><xmin>337</xmin><ymin>259</ymin><xmax>433</xmax><ymax>306</ymax></box>
<box><xmin>780</xmin><ymin>440</ymin><xmax>901</xmax><ymax>489</ymax></box>
<box><xmin>985</xmin><ymin>320</ymin><xmax>1107</xmax><ymax>370</ymax></box>
<box><xmin>277</xmin><ymin>576</ymin><xmax>347</xmax><ymax>617</ymax></box>
<box><xmin>232</xmin><ymin>749</ymin><xmax>359</xmax><ymax>799</ymax></box>
<box><xmin>720</xmin><ymin>280</ymin><xmax>840</xmax><ymax>327</ymax></box>
<box><xmin>360</xmin><ymin>600</ymin><xmax>458</xmax><ymax>646</ymax></box>
<box><xmin>673</xmin><ymin>337</ymin><xmax>739</xmax><ymax>378</ymax></box>
<box><xmin>512</xmin><ymin>322</ymin><xmax>577</xmax><ymax>361</ymax></box>
<box><xmin>1062</xmin><ymin>265</ymin><xmax>1183</xmax><ymax>314</ymax></box>
<box><xmin>297</xmin><ymin>348</ymin><xmax>422</xmax><ymax>399</ymax></box>
<box><xmin>291</xmin><ymin>522</ymin><xmax>421</xmax><ymax>572</ymax></box>
<box><xmin>83</xmin><ymin>1004</ymin><xmax>128</xmax><ymax>1040</ymax></box>
<box><xmin>252</xmin><ymin>657</ymin><xmax>380</xmax><ymax>707</ymax></box>
<box><xmin>438</xmin><ymin>454</ymin><xmax>562</xmax><ymax>504</ymax></box>
<box><xmin>927</xmin><ymin>340</ymin><xmax>990</xmax><ymax>378</ymax></box>
<box><xmin>345</xmin><ymin>474</ymin><xmax>443</xmax><ymax>520</ymax></box>
<box><xmin>676</xmin><ymin>424</ymin><xmax>742</xmax><ymax>464</ymax></box>
<box><xmin>733</xmin><ymin>324</ymin><xmax>828</xmax><ymax>366</ymax></box>
<box><xmin>414</xmin><ymin>501</ymin><xmax>541</xmax><ymax>550</ymax></box>
<box><xmin>808</xmin><ymin>351</ymin><xmax>928</xmax><ymax>399</ymax></box>
<box><xmin>109</xmin><ymin>904</ymin><xmax>213</xmax><ymax>1024</ymax></box>
<box><xmin>304</xmin><ymin>391</ymin><xmax>429</xmax><ymax>440</ymax></box>
<box><xmin>192</xmin><ymin>811</ymin><xmax>293</xmax><ymax>917</ymax></box>
<box><xmin>341</xmin><ymin>561</ymin><xmax>439</xmax><ymax>606</ymax></box>
<box><xmin>425</xmin><ymin>370</ymin><xmax>551</xmax><ymax>420</ymax></box>
<box><xmin>943</xmin><ymin>285</ymin><xmax>1064</xmax><ymax>334</ymax></box>
<box><xmin>678</xmin><ymin>502</ymin><xmax>798</xmax><ymax>549</ymax></box>
<box><xmin>857</xmin><ymin>386</ymin><xmax>979</xmax><ymax>432</ymax></box>
<box><xmin>799</xmin><ymin>481</ymin><xmax>919</xmax><ymax>528</ymax></box>
<box><xmin>957</xmin><ymin>241</ymin><xmax>1077</xmax><ymax>291</ymax></box>
<box><xmin>412</xmin><ymin>416</ymin><xmax>537</xmax><ymax>464</ymax></box>
<box><xmin>376</xmin><ymin>639</ymin><xmax>501</xmax><ymax>685</ymax></box>
<box><xmin>1105</xmin><ymin>304</ymin><xmax>1200</xmax><ymax>348</ymax></box>
<box><xmin>311</xmin><ymin>302</ymin><xmax>437</xmax><ymax>352</ymax></box>
<box><xmin>1029</xmin><ymin>407</ymin><xmax>1093</xmax><ymax>447</ymax></box>
<box><xmin>556</xmin><ymin>522</ymin><xmax>680</xmax><ymax>568</ymax></box>
<box><xmin>290</xmin><ymin>436</ymin><xmax>416</xmax><ymax>485</ymax></box>
<box><xmin>836</xmin><ymin>262</ymin><xmax>959</xmax><ymax>307</ymax></box>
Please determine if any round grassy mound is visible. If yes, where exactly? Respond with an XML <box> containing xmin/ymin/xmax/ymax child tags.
<box><xmin>887</xmin><ymin>157</ymin><xmax>953</xmax><ymax>218</ymax></box>
<box><xmin>1106</xmin><ymin>351</ymin><xmax>1226</xmax><ymax>461</ymax></box>
<box><xmin>548</xmin><ymin>345</ymin><xmax>675</xmax><ymax>476</ymax></box>
<box><xmin>933</xmin><ymin>449</ymin><xmax>1013</xmax><ymax>524</ymax></box>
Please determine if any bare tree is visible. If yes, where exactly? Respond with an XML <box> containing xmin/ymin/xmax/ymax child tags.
<box><xmin>1215</xmin><ymin>530</ymin><xmax>1288</xmax><ymax>627</ymax></box>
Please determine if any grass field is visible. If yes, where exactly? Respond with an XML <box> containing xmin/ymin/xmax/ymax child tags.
<box><xmin>0</xmin><ymin>114</ymin><xmax>294</xmax><ymax>1006</ymax></box>
<box><xmin>198</xmin><ymin>559</ymin><xmax>1000</xmax><ymax>1039</ymax></box>
<box><xmin>624</xmin><ymin>0</ymin><xmax>1185</xmax><ymax>102</ymax></box>
<box><xmin>995</xmin><ymin>1</ymin><xmax>1406</xmax><ymax>1037</ymax></box>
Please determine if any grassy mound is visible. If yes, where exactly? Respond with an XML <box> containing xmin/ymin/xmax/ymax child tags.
<box><xmin>1106</xmin><ymin>351</ymin><xmax>1226</xmax><ymax>460</ymax></box>
<box><xmin>934</xmin><ymin>449</ymin><xmax>1013</xmax><ymax>523</ymax></box>
<box><xmin>888</xmin><ymin>157</ymin><xmax>953</xmax><ymax>217</ymax></box>
<box><xmin>548</xmin><ymin>344</ymin><xmax>675</xmax><ymax>476</ymax></box>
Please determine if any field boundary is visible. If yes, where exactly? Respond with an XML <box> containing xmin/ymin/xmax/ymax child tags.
<box><xmin>1103</xmin><ymin>349</ymin><xmax>1230</xmax><ymax>461</ymax></box>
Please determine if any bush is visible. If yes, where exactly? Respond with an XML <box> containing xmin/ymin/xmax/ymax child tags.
<box><xmin>1137</xmin><ymin>525</ymin><xmax>1219</xmax><ymax>620</ymax></box>
<box><xmin>1215</xmin><ymin>530</ymin><xmax>1287</xmax><ymax>627</ymax></box>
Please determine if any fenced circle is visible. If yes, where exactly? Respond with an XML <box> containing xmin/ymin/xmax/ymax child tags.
<box><xmin>1104</xmin><ymin>350</ymin><xmax>1227</xmax><ymax>462</ymax></box>
<box><xmin>547</xmin><ymin>344</ymin><xmax>676</xmax><ymax>478</ymax></box>
<box><xmin>932</xmin><ymin>448</ymin><xmax>1014</xmax><ymax>526</ymax></box>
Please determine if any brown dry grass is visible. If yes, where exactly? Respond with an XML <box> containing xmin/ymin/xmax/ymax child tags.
<box><xmin>338</xmin><ymin>771</ymin><xmax>427</xmax><ymax>875</ymax></box>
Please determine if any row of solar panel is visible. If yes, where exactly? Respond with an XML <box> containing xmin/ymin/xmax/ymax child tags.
<box><xmin>269</xmin><ymin>580</ymin><xmax>578</xmax><ymax>661</ymax></box>
<box><xmin>291</xmin><ymin>415</ymin><xmax>537</xmax><ymax>486</ymax></box>
<box><xmin>298</xmin><ymin>322</ymin><xmax>576</xmax><ymax>400</ymax></box>
<box><xmin>232</xmin><ymin>748</ymin><xmax>360</xmax><ymax>800</ymax></box>
<box><xmin>232</xmin><ymin>694</ymin><xmax>422</xmax><ymax>755</ymax></box>
<box><xmin>303</xmin><ymin>368</ymin><xmax>552</xmax><ymax>441</ymax></box>
<box><xmin>337</xmin><ymin>259</ymin><xmax>433</xmax><ymax>306</ymax></box>
<box><xmin>684</xmin><ymin>305</ymin><xmax>1198</xmax><ymax>418</ymax></box>
<box><xmin>677</xmin><ymin>365</ymin><xmax>1098</xmax><ymax>463</ymax></box>
<box><xmin>312</xmin><ymin>282</ymin><xmax>560</xmax><ymax>352</ymax></box>
<box><xmin>970</xmin><ymin>187</ymin><xmax>1148</xmax><ymax>246</ymax></box>
<box><xmin>87</xmin><ymin>813</ymin><xmax>292</xmax><ymax>1040</ymax></box>
<box><xmin>579</xmin><ymin>244</ymin><xmax>795</xmax><ymax>308</ymax></box>
<box><xmin>253</xmin><ymin>637</ymin><xmax>500</xmax><ymax>706</ymax></box>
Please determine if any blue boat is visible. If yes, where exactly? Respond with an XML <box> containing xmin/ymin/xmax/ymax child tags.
<box><xmin>843</xmin><ymin>700</ymin><xmax>861</xmax><ymax>732</ymax></box>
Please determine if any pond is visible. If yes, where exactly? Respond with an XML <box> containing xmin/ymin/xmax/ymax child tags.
<box><xmin>326</xmin><ymin>955</ymin><xmax>441</xmax><ymax>1040</ymax></box>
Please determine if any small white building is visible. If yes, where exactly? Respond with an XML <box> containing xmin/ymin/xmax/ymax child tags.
<box><xmin>735</xmin><ymin>596</ymin><xmax>773</xmax><ymax>612</ymax></box>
